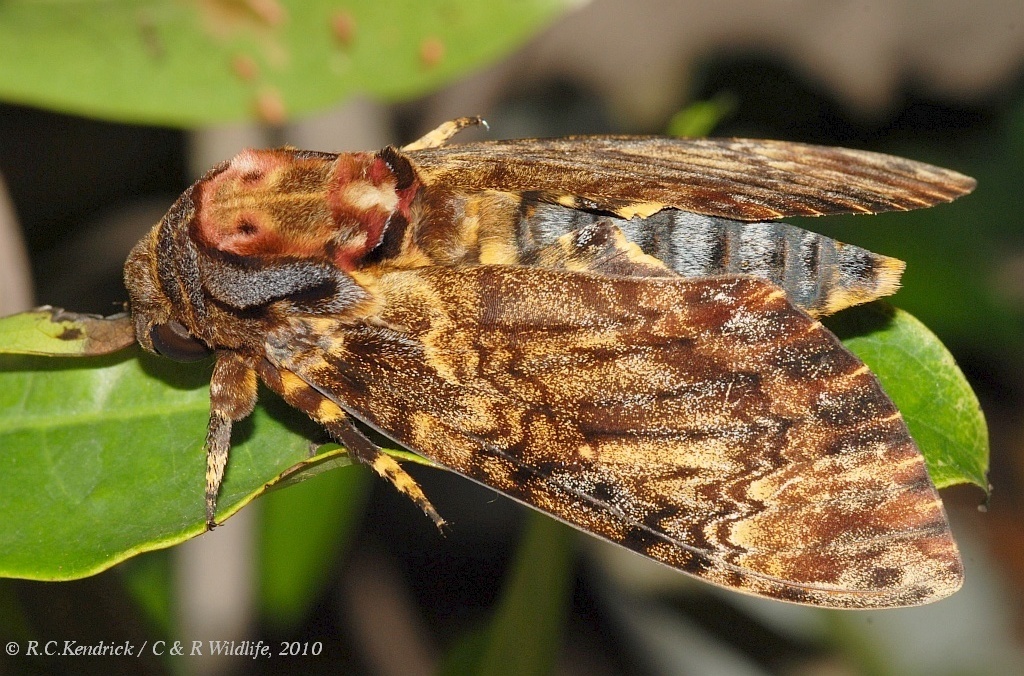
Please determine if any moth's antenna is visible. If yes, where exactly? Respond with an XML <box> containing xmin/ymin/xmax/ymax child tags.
<box><xmin>401</xmin><ymin>116</ymin><xmax>487</xmax><ymax>151</ymax></box>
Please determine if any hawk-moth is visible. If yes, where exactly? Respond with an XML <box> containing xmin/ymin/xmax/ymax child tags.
<box><xmin>124</xmin><ymin>117</ymin><xmax>975</xmax><ymax>608</ymax></box>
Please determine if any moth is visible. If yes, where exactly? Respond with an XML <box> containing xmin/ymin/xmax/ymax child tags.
<box><xmin>124</xmin><ymin>117</ymin><xmax>975</xmax><ymax>608</ymax></box>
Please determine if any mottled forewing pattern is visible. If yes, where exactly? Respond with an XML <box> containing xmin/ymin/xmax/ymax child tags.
<box><xmin>265</xmin><ymin>266</ymin><xmax>962</xmax><ymax>608</ymax></box>
<box><xmin>411</xmin><ymin>137</ymin><xmax>976</xmax><ymax>221</ymax></box>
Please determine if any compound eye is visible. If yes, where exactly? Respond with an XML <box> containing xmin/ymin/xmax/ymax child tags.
<box><xmin>149</xmin><ymin>321</ymin><xmax>211</xmax><ymax>362</ymax></box>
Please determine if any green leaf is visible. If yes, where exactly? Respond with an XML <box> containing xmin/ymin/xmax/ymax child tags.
<box><xmin>0</xmin><ymin>0</ymin><xmax>572</xmax><ymax>127</ymax></box>
<box><xmin>0</xmin><ymin>349</ymin><xmax>351</xmax><ymax>580</ymax></box>
<box><xmin>439</xmin><ymin>511</ymin><xmax>575</xmax><ymax>676</ymax></box>
<box><xmin>828</xmin><ymin>303</ymin><xmax>989</xmax><ymax>490</ymax></box>
<box><xmin>0</xmin><ymin>308</ymin><xmax>135</xmax><ymax>356</ymax></box>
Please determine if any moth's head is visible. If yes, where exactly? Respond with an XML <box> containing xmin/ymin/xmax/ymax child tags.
<box><xmin>125</xmin><ymin>159</ymin><xmax>381</xmax><ymax>362</ymax></box>
<box><xmin>124</xmin><ymin>184</ymin><xmax>214</xmax><ymax>362</ymax></box>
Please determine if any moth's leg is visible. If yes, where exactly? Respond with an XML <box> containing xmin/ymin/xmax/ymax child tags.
<box><xmin>206</xmin><ymin>352</ymin><xmax>259</xmax><ymax>529</ymax></box>
<box><xmin>258</xmin><ymin>360</ymin><xmax>446</xmax><ymax>530</ymax></box>
<box><xmin>332</xmin><ymin>416</ymin><xmax>448</xmax><ymax>533</ymax></box>
<box><xmin>400</xmin><ymin>116</ymin><xmax>487</xmax><ymax>152</ymax></box>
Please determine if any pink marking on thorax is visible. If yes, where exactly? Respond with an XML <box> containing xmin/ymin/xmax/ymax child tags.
<box><xmin>194</xmin><ymin>148</ymin><xmax>297</xmax><ymax>255</ymax></box>
<box><xmin>326</xmin><ymin>153</ymin><xmax>420</xmax><ymax>270</ymax></box>
<box><xmin>191</xmin><ymin>147</ymin><xmax>422</xmax><ymax>270</ymax></box>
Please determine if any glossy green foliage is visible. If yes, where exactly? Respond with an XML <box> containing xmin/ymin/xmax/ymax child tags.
<box><xmin>0</xmin><ymin>0</ymin><xmax>572</xmax><ymax>127</ymax></box>
<box><xmin>0</xmin><ymin>348</ymin><xmax>327</xmax><ymax>579</ymax></box>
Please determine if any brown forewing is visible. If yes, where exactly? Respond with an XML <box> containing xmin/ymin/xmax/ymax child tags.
<box><xmin>264</xmin><ymin>266</ymin><xmax>962</xmax><ymax>608</ymax></box>
<box><xmin>409</xmin><ymin>137</ymin><xmax>976</xmax><ymax>221</ymax></box>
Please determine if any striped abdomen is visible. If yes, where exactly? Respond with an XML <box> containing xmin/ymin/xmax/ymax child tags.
<box><xmin>516</xmin><ymin>201</ymin><xmax>904</xmax><ymax>317</ymax></box>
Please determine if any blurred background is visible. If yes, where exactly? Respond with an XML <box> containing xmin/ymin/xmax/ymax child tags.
<box><xmin>0</xmin><ymin>0</ymin><xmax>1022</xmax><ymax>674</ymax></box>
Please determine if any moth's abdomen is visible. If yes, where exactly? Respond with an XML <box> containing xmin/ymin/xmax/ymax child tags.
<box><xmin>518</xmin><ymin>202</ymin><xmax>904</xmax><ymax>316</ymax></box>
